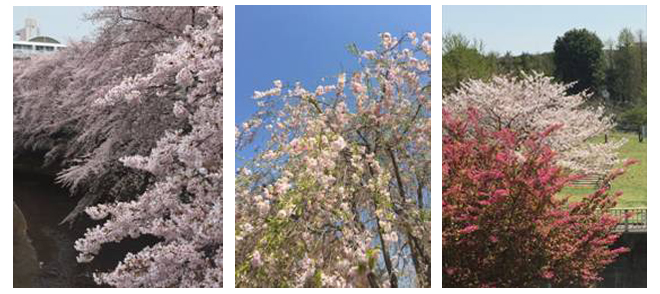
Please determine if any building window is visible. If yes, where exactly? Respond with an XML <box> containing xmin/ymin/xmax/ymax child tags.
<box><xmin>13</xmin><ymin>44</ymin><xmax>33</xmax><ymax>50</ymax></box>
<box><xmin>35</xmin><ymin>45</ymin><xmax>54</xmax><ymax>51</ymax></box>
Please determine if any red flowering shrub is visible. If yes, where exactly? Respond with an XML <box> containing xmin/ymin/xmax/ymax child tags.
<box><xmin>442</xmin><ymin>108</ymin><xmax>633</xmax><ymax>287</ymax></box>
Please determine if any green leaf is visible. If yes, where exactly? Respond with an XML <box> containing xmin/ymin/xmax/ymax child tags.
<box><xmin>313</xmin><ymin>269</ymin><xmax>323</xmax><ymax>287</ymax></box>
<box><xmin>346</xmin><ymin>43</ymin><xmax>360</xmax><ymax>57</ymax></box>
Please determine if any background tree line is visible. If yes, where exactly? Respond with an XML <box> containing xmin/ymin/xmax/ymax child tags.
<box><xmin>442</xmin><ymin>28</ymin><xmax>647</xmax><ymax>129</ymax></box>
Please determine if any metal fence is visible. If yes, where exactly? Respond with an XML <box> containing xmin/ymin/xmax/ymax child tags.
<box><xmin>609</xmin><ymin>208</ymin><xmax>647</xmax><ymax>233</ymax></box>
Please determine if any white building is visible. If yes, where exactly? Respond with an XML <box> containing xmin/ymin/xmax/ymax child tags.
<box><xmin>13</xmin><ymin>18</ymin><xmax>66</xmax><ymax>58</ymax></box>
<box><xmin>15</xmin><ymin>18</ymin><xmax>39</xmax><ymax>41</ymax></box>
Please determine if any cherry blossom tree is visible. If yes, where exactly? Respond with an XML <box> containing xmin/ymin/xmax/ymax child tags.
<box><xmin>13</xmin><ymin>7</ymin><xmax>203</xmax><ymax>224</ymax></box>
<box><xmin>14</xmin><ymin>6</ymin><xmax>223</xmax><ymax>287</ymax></box>
<box><xmin>442</xmin><ymin>108</ymin><xmax>632</xmax><ymax>287</ymax></box>
<box><xmin>235</xmin><ymin>32</ymin><xmax>431</xmax><ymax>287</ymax></box>
<box><xmin>442</xmin><ymin>73</ymin><xmax>625</xmax><ymax>175</ymax></box>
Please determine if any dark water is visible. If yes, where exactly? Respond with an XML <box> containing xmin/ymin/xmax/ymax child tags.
<box><xmin>13</xmin><ymin>170</ymin><xmax>99</xmax><ymax>288</ymax></box>
<box><xmin>13</xmin><ymin>169</ymin><xmax>164</xmax><ymax>288</ymax></box>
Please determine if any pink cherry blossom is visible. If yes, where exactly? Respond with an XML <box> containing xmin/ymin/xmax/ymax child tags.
<box><xmin>236</xmin><ymin>31</ymin><xmax>431</xmax><ymax>287</ymax></box>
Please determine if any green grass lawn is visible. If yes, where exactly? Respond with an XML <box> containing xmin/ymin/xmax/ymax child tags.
<box><xmin>558</xmin><ymin>132</ymin><xmax>647</xmax><ymax>208</ymax></box>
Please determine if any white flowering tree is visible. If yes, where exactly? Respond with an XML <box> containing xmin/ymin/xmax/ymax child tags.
<box><xmin>442</xmin><ymin>73</ymin><xmax>624</xmax><ymax>175</ymax></box>
<box><xmin>14</xmin><ymin>6</ymin><xmax>223</xmax><ymax>287</ymax></box>
<box><xmin>14</xmin><ymin>7</ymin><xmax>206</xmax><ymax>224</ymax></box>
<box><xmin>236</xmin><ymin>32</ymin><xmax>431</xmax><ymax>287</ymax></box>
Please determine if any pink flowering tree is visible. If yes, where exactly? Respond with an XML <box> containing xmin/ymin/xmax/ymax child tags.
<box><xmin>14</xmin><ymin>6</ymin><xmax>223</xmax><ymax>287</ymax></box>
<box><xmin>442</xmin><ymin>73</ymin><xmax>625</xmax><ymax>175</ymax></box>
<box><xmin>72</xmin><ymin>7</ymin><xmax>223</xmax><ymax>287</ymax></box>
<box><xmin>236</xmin><ymin>32</ymin><xmax>431</xmax><ymax>287</ymax></box>
<box><xmin>13</xmin><ymin>7</ymin><xmax>206</xmax><ymax>224</ymax></box>
<box><xmin>442</xmin><ymin>108</ymin><xmax>632</xmax><ymax>287</ymax></box>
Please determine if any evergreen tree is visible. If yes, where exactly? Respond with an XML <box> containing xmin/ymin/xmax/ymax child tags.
<box><xmin>608</xmin><ymin>28</ymin><xmax>642</xmax><ymax>107</ymax></box>
<box><xmin>553</xmin><ymin>29</ymin><xmax>606</xmax><ymax>96</ymax></box>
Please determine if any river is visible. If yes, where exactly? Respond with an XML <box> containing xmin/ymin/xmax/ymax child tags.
<box><xmin>13</xmin><ymin>170</ymin><xmax>99</xmax><ymax>287</ymax></box>
<box><xmin>13</xmin><ymin>167</ymin><xmax>165</xmax><ymax>288</ymax></box>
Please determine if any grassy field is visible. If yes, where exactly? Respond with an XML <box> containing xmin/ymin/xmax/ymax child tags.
<box><xmin>559</xmin><ymin>132</ymin><xmax>647</xmax><ymax>208</ymax></box>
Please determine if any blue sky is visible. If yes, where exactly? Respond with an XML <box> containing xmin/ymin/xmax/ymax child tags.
<box><xmin>443</xmin><ymin>5</ymin><xmax>647</xmax><ymax>55</ymax></box>
<box><xmin>236</xmin><ymin>5</ymin><xmax>431</xmax><ymax>125</ymax></box>
<box><xmin>13</xmin><ymin>6</ymin><xmax>99</xmax><ymax>43</ymax></box>
<box><xmin>236</xmin><ymin>5</ymin><xmax>430</xmax><ymax>164</ymax></box>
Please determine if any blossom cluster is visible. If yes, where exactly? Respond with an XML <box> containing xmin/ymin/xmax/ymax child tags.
<box><xmin>71</xmin><ymin>7</ymin><xmax>223</xmax><ymax>287</ymax></box>
<box><xmin>14</xmin><ymin>7</ymin><xmax>207</xmax><ymax>224</ymax></box>
<box><xmin>442</xmin><ymin>108</ymin><xmax>631</xmax><ymax>287</ymax></box>
<box><xmin>443</xmin><ymin>73</ymin><xmax>625</xmax><ymax>175</ymax></box>
<box><xmin>236</xmin><ymin>31</ymin><xmax>431</xmax><ymax>287</ymax></box>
